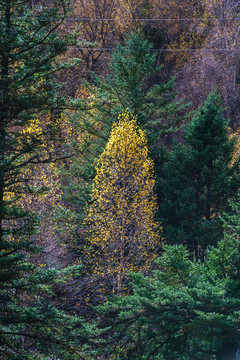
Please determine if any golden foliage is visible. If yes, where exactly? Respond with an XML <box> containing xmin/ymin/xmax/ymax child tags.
<box><xmin>229</xmin><ymin>128</ymin><xmax>240</xmax><ymax>166</ymax></box>
<box><xmin>3</xmin><ymin>114</ymin><xmax>65</xmax><ymax>264</ymax></box>
<box><xmin>85</xmin><ymin>111</ymin><xmax>162</xmax><ymax>295</ymax></box>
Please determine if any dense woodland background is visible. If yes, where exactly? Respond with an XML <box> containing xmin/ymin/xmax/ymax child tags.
<box><xmin>1</xmin><ymin>0</ymin><xmax>240</xmax><ymax>359</ymax></box>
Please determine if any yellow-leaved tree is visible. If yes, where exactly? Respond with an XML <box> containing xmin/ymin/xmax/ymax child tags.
<box><xmin>85</xmin><ymin>111</ymin><xmax>161</xmax><ymax>296</ymax></box>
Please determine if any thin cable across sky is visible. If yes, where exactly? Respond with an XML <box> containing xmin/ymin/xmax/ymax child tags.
<box><xmin>65</xmin><ymin>16</ymin><xmax>240</xmax><ymax>53</ymax></box>
<box><xmin>66</xmin><ymin>17</ymin><xmax>240</xmax><ymax>22</ymax></box>
<box><xmin>69</xmin><ymin>46</ymin><xmax>240</xmax><ymax>53</ymax></box>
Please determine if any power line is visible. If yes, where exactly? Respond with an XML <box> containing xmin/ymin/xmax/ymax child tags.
<box><xmin>66</xmin><ymin>17</ymin><xmax>240</xmax><ymax>22</ymax></box>
<box><xmin>65</xmin><ymin>16</ymin><xmax>240</xmax><ymax>53</ymax></box>
<box><xmin>69</xmin><ymin>46</ymin><xmax>240</xmax><ymax>53</ymax></box>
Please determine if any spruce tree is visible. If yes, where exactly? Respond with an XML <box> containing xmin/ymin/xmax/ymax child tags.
<box><xmin>55</xmin><ymin>31</ymin><xmax>186</xmax><ymax>312</ymax></box>
<box><xmin>57</xmin><ymin>31</ymin><xmax>187</xmax><ymax>249</ymax></box>
<box><xmin>158</xmin><ymin>90</ymin><xmax>240</xmax><ymax>253</ymax></box>
<box><xmin>0</xmin><ymin>1</ymin><xmax>94</xmax><ymax>358</ymax></box>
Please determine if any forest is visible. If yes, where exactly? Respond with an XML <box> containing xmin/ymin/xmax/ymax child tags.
<box><xmin>1</xmin><ymin>0</ymin><xmax>240</xmax><ymax>359</ymax></box>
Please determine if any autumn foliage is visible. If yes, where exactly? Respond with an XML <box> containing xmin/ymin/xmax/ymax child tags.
<box><xmin>2</xmin><ymin>0</ymin><xmax>240</xmax><ymax>358</ymax></box>
<box><xmin>85</xmin><ymin>111</ymin><xmax>161</xmax><ymax>295</ymax></box>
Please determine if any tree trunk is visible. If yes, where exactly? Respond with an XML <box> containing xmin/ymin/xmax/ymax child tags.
<box><xmin>216</xmin><ymin>336</ymin><xmax>238</xmax><ymax>360</ymax></box>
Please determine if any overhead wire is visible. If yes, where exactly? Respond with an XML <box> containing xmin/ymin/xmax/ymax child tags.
<box><xmin>68</xmin><ymin>47</ymin><xmax>240</xmax><ymax>53</ymax></box>
<box><xmin>66</xmin><ymin>17</ymin><xmax>240</xmax><ymax>21</ymax></box>
<box><xmin>65</xmin><ymin>16</ymin><xmax>240</xmax><ymax>53</ymax></box>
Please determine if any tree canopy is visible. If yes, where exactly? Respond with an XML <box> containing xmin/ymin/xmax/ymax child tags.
<box><xmin>0</xmin><ymin>1</ymin><xmax>95</xmax><ymax>358</ymax></box>
<box><xmin>158</xmin><ymin>90</ymin><xmax>240</xmax><ymax>255</ymax></box>
<box><xmin>85</xmin><ymin>111</ymin><xmax>161</xmax><ymax>296</ymax></box>
<box><xmin>98</xmin><ymin>204</ymin><xmax>240</xmax><ymax>359</ymax></box>
<box><xmin>1</xmin><ymin>1</ymin><xmax>240</xmax><ymax>358</ymax></box>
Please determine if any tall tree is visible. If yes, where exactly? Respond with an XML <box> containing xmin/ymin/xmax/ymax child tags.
<box><xmin>158</xmin><ymin>90</ymin><xmax>240</xmax><ymax>253</ymax></box>
<box><xmin>85</xmin><ymin>112</ymin><xmax>161</xmax><ymax>296</ymax></box>
<box><xmin>56</xmin><ymin>31</ymin><xmax>187</xmax><ymax>246</ymax></box>
<box><xmin>82</xmin><ymin>30</ymin><xmax>186</xmax><ymax>141</ymax></box>
<box><xmin>54</xmin><ymin>32</ymin><xmax>186</xmax><ymax>311</ymax></box>
<box><xmin>0</xmin><ymin>1</ymin><xmax>94</xmax><ymax>358</ymax></box>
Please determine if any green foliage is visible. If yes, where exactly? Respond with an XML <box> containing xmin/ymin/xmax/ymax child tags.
<box><xmin>158</xmin><ymin>90</ymin><xmax>240</xmax><ymax>252</ymax></box>
<box><xmin>0</xmin><ymin>1</ymin><xmax>94</xmax><ymax>358</ymax></box>
<box><xmin>0</xmin><ymin>258</ymin><xmax>97</xmax><ymax>359</ymax></box>
<box><xmin>57</xmin><ymin>30</ymin><xmax>187</xmax><ymax>254</ymax></box>
<box><xmin>97</xmin><ymin>203</ymin><xmax>240</xmax><ymax>359</ymax></box>
<box><xmin>80</xmin><ymin>30</ymin><xmax>187</xmax><ymax>145</ymax></box>
<box><xmin>0</xmin><ymin>0</ymin><xmax>75</xmax><ymax>244</ymax></box>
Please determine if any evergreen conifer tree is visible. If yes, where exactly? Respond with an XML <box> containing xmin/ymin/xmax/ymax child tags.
<box><xmin>55</xmin><ymin>31</ymin><xmax>186</xmax><ymax>313</ymax></box>
<box><xmin>57</xmin><ymin>31</ymin><xmax>187</xmax><ymax>249</ymax></box>
<box><xmin>158</xmin><ymin>90</ymin><xmax>240</xmax><ymax>253</ymax></box>
<box><xmin>0</xmin><ymin>1</ymin><xmax>94</xmax><ymax>358</ymax></box>
<box><xmin>98</xmin><ymin>202</ymin><xmax>240</xmax><ymax>360</ymax></box>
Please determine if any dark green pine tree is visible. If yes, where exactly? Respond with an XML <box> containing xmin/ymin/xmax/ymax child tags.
<box><xmin>54</xmin><ymin>32</ymin><xmax>187</xmax><ymax>311</ymax></box>
<box><xmin>158</xmin><ymin>90</ymin><xmax>240</xmax><ymax>254</ymax></box>
<box><xmin>57</xmin><ymin>30</ymin><xmax>187</xmax><ymax>250</ymax></box>
<box><xmin>0</xmin><ymin>1</ymin><xmax>95</xmax><ymax>358</ymax></box>
<box><xmin>80</xmin><ymin>30</ymin><xmax>187</xmax><ymax>146</ymax></box>
<box><xmin>98</xmin><ymin>202</ymin><xmax>240</xmax><ymax>360</ymax></box>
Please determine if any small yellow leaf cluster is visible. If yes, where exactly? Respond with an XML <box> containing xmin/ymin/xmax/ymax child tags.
<box><xmin>229</xmin><ymin>129</ymin><xmax>240</xmax><ymax>166</ymax></box>
<box><xmin>3</xmin><ymin>114</ymin><xmax>64</xmax><ymax>247</ymax></box>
